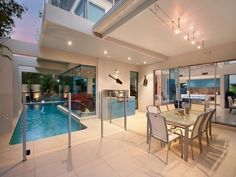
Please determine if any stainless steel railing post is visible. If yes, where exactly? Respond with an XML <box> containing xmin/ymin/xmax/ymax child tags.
<box><xmin>100</xmin><ymin>91</ymin><xmax>104</xmax><ymax>138</ymax></box>
<box><xmin>124</xmin><ymin>91</ymin><xmax>127</xmax><ymax>131</ymax></box>
<box><xmin>22</xmin><ymin>93</ymin><xmax>27</xmax><ymax>161</ymax></box>
<box><xmin>68</xmin><ymin>92</ymin><xmax>71</xmax><ymax>148</ymax></box>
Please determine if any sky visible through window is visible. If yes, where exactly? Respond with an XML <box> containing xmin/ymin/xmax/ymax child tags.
<box><xmin>11</xmin><ymin>0</ymin><xmax>43</xmax><ymax>44</ymax></box>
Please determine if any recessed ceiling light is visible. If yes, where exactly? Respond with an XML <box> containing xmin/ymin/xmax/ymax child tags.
<box><xmin>144</xmin><ymin>61</ymin><xmax>147</xmax><ymax>64</ymax></box>
<box><xmin>184</xmin><ymin>35</ymin><xmax>188</xmax><ymax>40</ymax></box>
<box><xmin>104</xmin><ymin>50</ymin><xmax>107</xmax><ymax>55</ymax></box>
<box><xmin>67</xmin><ymin>41</ymin><xmax>72</xmax><ymax>46</ymax></box>
<box><xmin>128</xmin><ymin>57</ymin><xmax>131</xmax><ymax>60</ymax></box>
<box><xmin>197</xmin><ymin>45</ymin><xmax>201</xmax><ymax>49</ymax></box>
<box><xmin>175</xmin><ymin>29</ymin><xmax>180</xmax><ymax>34</ymax></box>
<box><xmin>191</xmin><ymin>40</ymin><xmax>195</xmax><ymax>45</ymax></box>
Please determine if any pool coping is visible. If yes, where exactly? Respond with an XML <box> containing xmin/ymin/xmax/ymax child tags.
<box><xmin>57</xmin><ymin>105</ymin><xmax>97</xmax><ymax>121</ymax></box>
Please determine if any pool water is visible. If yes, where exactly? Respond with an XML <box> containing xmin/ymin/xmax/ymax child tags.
<box><xmin>9</xmin><ymin>103</ymin><xmax>87</xmax><ymax>145</ymax></box>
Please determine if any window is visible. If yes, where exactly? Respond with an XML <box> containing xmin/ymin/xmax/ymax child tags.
<box><xmin>75</xmin><ymin>0</ymin><xmax>85</xmax><ymax>18</ymax></box>
<box><xmin>88</xmin><ymin>2</ymin><xmax>105</xmax><ymax>23</ymax></box>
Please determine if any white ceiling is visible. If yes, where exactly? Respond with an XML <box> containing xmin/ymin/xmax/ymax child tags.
<box><xmin>109</xmin><ymin>0</ymin><xmax>236</xmax><ymax>56</ymax></box>
<box><xmin>41</xmin><ymin>21</ymin><xmax>165</xmax><ymax>65</ymax></box>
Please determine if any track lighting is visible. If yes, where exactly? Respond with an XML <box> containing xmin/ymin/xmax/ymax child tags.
<box><xmin>150</xmin><ymin>3</ymin><xmax>206</xmax><ymax>50</ymax></box>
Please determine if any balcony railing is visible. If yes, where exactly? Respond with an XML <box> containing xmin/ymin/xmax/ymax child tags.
<box><xmin>47</xmin><ymin>0</ymin><xmax>120</xmax><ymax>23</ymax></box>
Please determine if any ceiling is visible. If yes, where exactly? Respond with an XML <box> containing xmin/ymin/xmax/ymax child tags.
<box><xmin>41</xmin><ymin>0</ymin><xmax>236</xmax><ymax>65</ymax></box>
<box><xmin>41</xmin><ymin>21</ymin><xmax>166</xmax><ymax>65</ymax></box>
<box><xmin>109</xmin><ymin>0</ymin><xmax>236</xmax><ymax>56</ymax></box>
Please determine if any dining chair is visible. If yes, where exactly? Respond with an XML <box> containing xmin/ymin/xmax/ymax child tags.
<box><xmin>146</xmin><ymin>105</ymin><xmax>160</xmax><ymax>114</ymax></box>
<box><xmin>176</xmin><ymin>113</ymin><xmax>207</xmax><ymax>160</ymax></box>
<box><xmin>167</xmin><ymin>104</ymin><xmax>175</xmax><ymax>111</ymax></box>
<box><xmin>146</xmin><ymin>112</ymin><xmax>183</xmax><ymax>164</ymax></box>
<box><xmin>146</xmin><ymin>105</ymin><xmax>173</xmax><ymax>143</ymax></box>
<box><xmin>203</xmin><ymin>108</ymin><xmax>216</xmax><ymax>141</ymax></box>
<box><xmin>191</xmin><ymin>103</ymin><xmax>205</xmax><ymax>112</ymax></box>
<box><xmin>159</xmin><ymin>105</ymin><xmax>168</xmax><ymax>112</ymax></box>
<box><xmin>228</xmin><ymin>96</ymin><xmax>236</xmax><ymax>113</ymax></box>
<box><xmin>199</xmin><ymin>110</ymin><xmax>212</xmax><ymax>147</ymax></box>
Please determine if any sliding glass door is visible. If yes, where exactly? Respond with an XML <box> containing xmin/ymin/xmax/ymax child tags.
<box><xmin>154</xmin><ymin>59</ymin><xmax>236</xmax><ymax>126</ymax></box>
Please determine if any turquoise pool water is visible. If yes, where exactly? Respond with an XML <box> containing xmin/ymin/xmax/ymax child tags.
<box><xmin>9</xmin><ymin>103</ymin><xmax>87</xmax><ymax>145</ymax></box>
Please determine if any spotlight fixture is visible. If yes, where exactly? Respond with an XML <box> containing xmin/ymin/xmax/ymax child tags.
<box><xmin>191</xmin><ymin>31</ymin><xmax>195</xmax><ymax>44</ymax></box>
<box><xmin>175</xmin><ymin>29</ymin><xmax>180</xmax><ymax>34</ymax></box>
<box><xmin>115</xmin><ymin>69</ymin><xmax>119</xmax><ymax>74</ymax></box>
<box><xmin>128</xmin><ymin>57</ymin><xmax>131</xmax><ymax>60</ymax></box>
<box><xmin>143</xmin><ymin>61</ymin><xmax>147</xmax><ymax>64</ymax></box>
<box><xmin>197</xmin><ymin>43</ymin><xmax>201</xmax><ymax>49</ymax></box>
<box><xmin>184</xmin><ymin>34</ymin><xmax>189</xmax><ymax>40</ymax></box>
<box><xmin>175</xmin><ymin>18</ymin><xmax>181</xmax><ymax>34</ymax></box>
<box><xmin>104</xmin><ymin>50</ymin><xmax>107</xmax><ymax>55</ymax></box>
<box><xmin>197</xmin><ymin>40</ymin><xmax>204</xmax><ymax>49</ymax></box>
<box><xmin>67</xmin><ymin>41</ymin><xmax>72</xmax><ymax>46</ymax></box>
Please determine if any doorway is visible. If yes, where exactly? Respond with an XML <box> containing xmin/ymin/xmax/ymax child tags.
<box><xmin>130</xmin><ymin>71</ymin><xmax>138</xmax><ymax>109</ymax></box>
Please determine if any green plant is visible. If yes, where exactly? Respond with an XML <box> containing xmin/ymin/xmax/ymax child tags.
<box><xmin>0</xmin><ymin>0</ymin><xmax>26</xmax><ymax>60</ymax></box>
<box><xmin>40</xmin><ymin>74</ymin><xmax>59</xmax><ymax>94</ymax></box>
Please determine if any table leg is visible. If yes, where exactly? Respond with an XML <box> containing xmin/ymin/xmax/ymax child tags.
<box><xmin>184</xmin><ymin>126</ymin><xmax>189</xmax><ymax>161</ymax></box>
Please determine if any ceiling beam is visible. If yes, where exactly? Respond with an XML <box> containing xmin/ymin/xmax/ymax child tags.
<box><xmin>93</xmin><ymin>0</ymin><xmax>157</xmax><ymax>37</ymax></box>
<box><xmin>106</xmin><ymin>37</ymin><xmax>168</xmax><ymax>61</ymax></box>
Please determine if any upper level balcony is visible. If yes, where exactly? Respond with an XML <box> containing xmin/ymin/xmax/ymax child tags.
<box><xmin>47</xmin><ymin>0</ymin><xmax>120</xmax><ymax>23</ymax></box>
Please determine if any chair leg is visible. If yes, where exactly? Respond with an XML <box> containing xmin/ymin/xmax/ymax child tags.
<box><xmin>166</xmin><ymin>144</ymin><xmax>169</xmax><ymax>165</ymax></box>
<box><xmin>168</xmin><ymin>142</ymin><xmax>171</xmax><ymax>150</ymax></box>
<box><xmin>206</xmin><ymin>129</ymin><xmax>209</xmax><ymax>146</ymax></box>
<box><xmin>148</xmin><ymin>136</ymin><xmax>152</xmax><ymax>153</ymax></box>
<box><xmin>209</xmin><ymin>123</ymin><xmax>213</xmax><ymax>140</ymax></box>
<box><xmin>180</xmin><ymin>137</ymin><xmax>183</xmax><ymax>158</ymax></box>
<box><xmin>191</xmin><ymin>141</ymin><xmax>194</xmax><ymax>160</ymax></box>
<box><xmin>199</xmin><ymin>135</ymin><xmax>202</xmax><ymax>154</ymax></box>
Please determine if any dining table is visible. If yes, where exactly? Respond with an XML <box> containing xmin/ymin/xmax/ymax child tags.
<box><xmin>147</xmin><ymin>110</ymin><xmax>203</xmax><ymax>161</ymax></box>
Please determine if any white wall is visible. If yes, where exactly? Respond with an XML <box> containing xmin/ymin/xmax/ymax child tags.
<box><xmin>0</xmin><ymin>53</ymin><xmax>14</xmax><ymax>134</ymax></box>
<box><xmin>138</xmin><ymin>64</ymin><xmax>155</xmax><ymax>112</ymax></box>
<box><xmin>97</xmin><ymin>58</ymin><xmax>139</xmax><ymax>93</ymax></box>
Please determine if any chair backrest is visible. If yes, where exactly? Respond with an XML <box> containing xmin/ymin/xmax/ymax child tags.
<box><xmin>201</xmin><ymin>110</ymin><xmax>211</xmax><ymax>131</ymax></box>
<box><xmin>147</xmin><ymin>113</ymin><xmax>168</xmax><ymax>142</ymax></box>
<box><xmin>191</xmin><ymin>113</ymin><xmax>206</xmax><ymax>138</ymax></box>
<box><xmin>207</xmin><ymin>108</ymin><xmax>216</xmax><ymax>125</ymax></box>
<box><xmin>191</xmin><ymin>103</ymin><xmax>205</xmax><ymax>112</ymax></box>
<box><xmin>146</xmin><ymin>105</ymin><xmax>159</xmax><ymax>114</ymax></box>
<box><xmin>167</xmin><ymin>104</ymin><xmax>175</xmax><ymax>111</ymax></box>
<box><xmin>228</xmin><ymin>96</ymin><xmax>233</xmax><ymax>107</ymax></box>
<box><xmin>159</xmin><ymin>105</ymin><xmax>168</xmax><ymax>112</ymax></box>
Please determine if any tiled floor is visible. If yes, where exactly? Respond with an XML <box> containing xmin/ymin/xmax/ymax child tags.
<box><xmin>0</xmin><ymin>112</ymin><xmax>236</xmax><ymax>177</ymax></box>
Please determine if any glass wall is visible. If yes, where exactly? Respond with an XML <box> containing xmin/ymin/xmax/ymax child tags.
<box><xmin>59</xmin><ymin>65</ymin><xmax>96</xmax><ymax>117</ymax></box>
<box><xmin>154</xmin><ymin>59</ymin><xmax>236</xmax><ymax>126</ymax></box>
<box><xmin>215</xmin><ymin>60</ymin><xmax>236</xmax><ymax>125</ymax></box>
